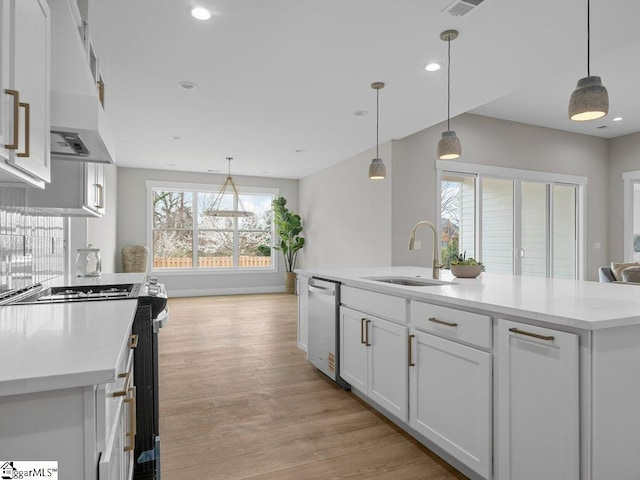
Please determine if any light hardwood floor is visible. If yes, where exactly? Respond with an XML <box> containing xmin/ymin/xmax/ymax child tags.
<box><xmin>159</xmin><ymin>294</ymin><xmax>467</xmax><ymax>479</ymax></box>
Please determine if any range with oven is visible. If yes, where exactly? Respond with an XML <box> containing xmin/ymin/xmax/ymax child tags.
<box><xmin>0</xmin><ymin>276</ymin><xmax>168</xmax><ymax>480</ymax></box>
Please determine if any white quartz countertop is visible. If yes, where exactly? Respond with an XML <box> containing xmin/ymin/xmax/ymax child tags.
<box><xmin>296</xmin><ymin>266</ymin><xmax>640</xmax><ymax>330</ymax></box>
<box><xmin>0</xmin><ymin>299</ymin><xmax>138</xmax><ymax>397</ymax></box>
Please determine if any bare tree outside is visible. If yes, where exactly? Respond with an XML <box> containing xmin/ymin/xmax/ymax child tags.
<box><xmin>153</xmin><ymin>189</ymin><xmax>274</xmax><ymax>268</ymax></box>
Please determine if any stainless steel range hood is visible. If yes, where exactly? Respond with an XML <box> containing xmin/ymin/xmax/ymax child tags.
<box><xmin>50</xmin><ymin>91</ymin><xmax>116</xmax><ymax>163</ymax></box>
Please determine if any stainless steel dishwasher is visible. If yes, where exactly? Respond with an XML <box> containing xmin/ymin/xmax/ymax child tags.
<box><xmin>307</xmin><ymin>277</ymin><xmax>349</xmax><ymax>389</ymax></box>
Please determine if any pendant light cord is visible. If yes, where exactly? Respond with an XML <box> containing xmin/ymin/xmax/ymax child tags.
<box><xmin>376</xmin><ymin>87</ymin><xmax>380</xmax><ymax>158</ymax></box>
<box><xmin>447</xmin><ymin>37</ymin><xmax>451</xmax><ymax>131</ymax></box>
<box><xmin>587</xmin><ymin>0</ymin><xmax>591</xmax><ymax>76</ymax></box>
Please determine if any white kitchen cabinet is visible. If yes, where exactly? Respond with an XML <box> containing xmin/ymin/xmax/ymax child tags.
<box><xmin>27</xmin><ymin>158</ymin><xmax>105</xmax><ymax>216</ymax></box>
<box><xmin>497</xmin><ymin>318</ymin><xmax>579</xmax><ymax>480</ymax></box>
<box><xmin>0</xmin><ymin>0</ymin><xmax>50</xmax><ymax>184</ymax></box>
<box><xmin>409</xmin><ymin>328</ymin><xmax>491</xmax><ymax>479</ymax></box>
<box><xmin>297</xmin><ymin>276</ymin><xmax>308</xmax><ymax>352</ymax></box>
<box><xmin>340</xmin><ymin>306</ymin><xmax>408</xmax><ymax>421</ymax></box>
<box><xmin>0</xmin><ymin>329</ymin><xmax>137</xmax><ymax>480</ymax></box>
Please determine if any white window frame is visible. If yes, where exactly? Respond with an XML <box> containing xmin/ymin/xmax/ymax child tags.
<box><xmin>623</xmin><ymin>170</ymin><xmax>640</xmax><ymax>262</ymax></box>
<box><xmin>436</xmin><ymin>161</ymin><xmax>587</xmax><ymax>280</ymax></box>
<box><xmin>146</xmin><ymin>180</ymin><xmax>279</xmax><ymax>275</ymax></box>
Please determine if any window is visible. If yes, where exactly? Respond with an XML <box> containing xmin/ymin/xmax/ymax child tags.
<box><xmin>438</xmin><ymin>162</ymin><xmax>585</xmax><ymax>280</ymax></box>
<box><xmin>623</xmin><ymin>172</ymin><xmax>640</xmax><ymax>262</ymax></box>
<box><xmin>149</xmin><ymin>182</ymin><xmax>276</xmax><ymax>271</ymax></box>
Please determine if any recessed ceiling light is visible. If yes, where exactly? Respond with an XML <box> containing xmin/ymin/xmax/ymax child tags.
<box><xmin>166</xmin><ymin>163</ymin><xmax>176</xmax><ymax>167</ymax></box>
<box><xmin>295</xmin><ymin>149</ymin><xmax>305</xmax><ymax>153</ymax></box>
<box><xmin>177</xmin><ymin>81</ymin><xmax>198</xmax><ymax>90</ymax></box>
<box><xmin>613</xmin><ymin>116</ymin><xmax>623</xmax><ymax>122</ymax></box>
<box><xmin>171</xmin><ymin>136</ymin><xmax>183</xmax><ymax>140</ymax></box>
<box><xmin>425</xmin><ymin>62</ymin><xmax>442</xmax><ymax>72</ymax></box>
<box><xmin>207</xmin><ymin>169</ymin><xmax>221</xmax><ymax>173</ymax></box>
<box><xmin>190</xmin><ymin>7</ymin><xmax>212</xmax><ymax>20</ymax></box>
<box><xmin>354</xmin><ymin>110</ymin><xmax>368</xmax><ymax>117</ymax></box>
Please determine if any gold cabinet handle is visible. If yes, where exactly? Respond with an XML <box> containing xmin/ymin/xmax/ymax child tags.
<box><xmin>428</xmin><ymin>317</ymin><xmax>458</xmax><ymax>327</ymax></box>
<box><xmin>17</xmin><ymin>102</ymin><xmax>30</xmax><ymax>157</ymax></box>
<box><xmin>123</xmin><ymin>393</ymin><xmax>136</xmax><ymax>451</ymax></box>
<box><xmin>360</xmin><ymin>318</ymin><xmax>366</xmax><ymax>344</ymax></box>
<box><xmin>4</xmin><ymin>89</ymin><xmax>19</xmax><ymax>149</ymax></box>
<box><xmin>509</xmin><ymin>327</ymin><xmax>555</xmax><ymax>342</ymax></box>
<box><xmin>97</xmin><ymin>78</ymin><xmax>105</xmax><ymax>106</ymax></box>
<box><xmin>94</xmin><ymin>184</ymin><xmax>104</xmax><ymax>209</ymax></box>
<box><xmin>128</xmin><ymin>334</ymin><xmax>139</xmax><ymax>349</ymax></box>
<box><xmin>113</xmin><ymin>370</ymin><xmax>132</xmax><ymax>397</ymax></box>
<box><xmin>365</xmin><ymin>319</ymin><xmax>371</xmax><ymax>347</ymax></box>
<box><xmin>408</xmin><ymin>334</ymin><xmax>415</xmax><ymax>367</ymax></box>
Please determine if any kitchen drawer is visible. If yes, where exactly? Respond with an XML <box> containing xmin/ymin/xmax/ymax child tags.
<box><xmin>341</xmin><ymin>286</ymin><xmax>406</xmax><ymax>324</ymax></box>
<box><xmin>411</xmin><ymin>301</ymin><xmax>492</xmax><ymax>349</ymax></box>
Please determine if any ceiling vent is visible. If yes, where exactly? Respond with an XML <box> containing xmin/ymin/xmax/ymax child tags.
<box><xmin>442</xmin><ymin>0</ymin><xmax>485</xmax><ymax>16</ymax></box>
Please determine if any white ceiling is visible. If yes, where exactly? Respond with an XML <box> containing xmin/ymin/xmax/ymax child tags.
<box><xmin>90</xmin><ymin>0</ymin><xmax>640</xmax><ymax>179</ymax></box>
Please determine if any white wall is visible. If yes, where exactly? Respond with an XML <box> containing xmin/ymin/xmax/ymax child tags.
<box><xmin>608</xmin><ymin>133</ymin><xmax>640</xmax><ymax>262</ymax></box>
<box><xmin>391</xmin><ymin>114</ymin><xmax>609</xmax><ymax>280</ymax></box>
<box><xmin>297</xmin><ymin>141</ymin><xmax>393</xmax><ymax>268</ymax></box>
<box><xmin>116</xmin><ymin>167</ymin><xmax>298</xmax><ymax>296</ymax></box>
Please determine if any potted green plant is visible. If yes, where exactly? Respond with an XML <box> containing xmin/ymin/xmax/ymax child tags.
<box><xmin>272</xmin><ymin>196</ymin><xmax>305</xmax><ymax>294</ymax></box>
<box><xmin>450</xmin><ymin>251</ymin><xmax>485</xmax><ymax>278</ymax></box>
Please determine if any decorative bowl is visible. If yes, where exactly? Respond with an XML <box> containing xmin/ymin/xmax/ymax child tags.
<box><xmin>450</xmin><ymin>264</ymin><xmax>483</xmax><ymax>278</ymax></box>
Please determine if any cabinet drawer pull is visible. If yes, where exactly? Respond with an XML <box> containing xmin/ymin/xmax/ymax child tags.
<box><xmin>94</xmin><ymin>184</ymin><xmax>104</xmax><ymax>209</ymax></box>
<box><xmin>123</xmin><ymin>387</ymin><xmax>136</xmax><ymax>451</ymax></box>
<box><xmin>360</xmin><ymin>318</ymin><xmax>366</xmax><ymax>344</ymax></box>
<box><xmin>428</xmin><ymin>317</ymin><xmax>458</xmax><ymax>327</ymax></box>
<box><xmin>17</xmin><ymin>102</ymin><xmax>30</xmax><ymax>157</ymax></box>
<box><xmin>5</xmin><ymin>89</ymin><xmax>19</xmax><ymax>149</ymax></box>
<box><xmin>97</xmin><ymin>78</ymin><xmax>105</xmax><ymax>106</ymax></box>
<box><xmin>113</xmin><ymin>370</ymin><xmax>132</xmax><ymax>397</ymax></box>
<box><xmin>408</xmin><ymin>334</ymin><xmax>415</xmax><ymax>367</ymax></box>
<box><xmin>509</xmin><ymin>327</ymin><xmax>555</xmax><ymax>342</ymax></box>
<box><xmin>128</xmin><ymin>334</ymin><xmax>139</xmax><ymax>349</ymax></box>
<box><xmin>365</xmin><ymin>319</ymin><xmax>371</xmax><ymax>347</ymax></box>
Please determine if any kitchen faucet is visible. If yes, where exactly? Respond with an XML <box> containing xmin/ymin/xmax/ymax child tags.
<box><xmin>408</xmin><ymin>221</ymin><xmax>444</xmax><ymax>280</ymax></box>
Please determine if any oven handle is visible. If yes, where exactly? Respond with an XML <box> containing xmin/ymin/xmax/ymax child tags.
<box><xmin>153</xmin><ymin>309</ymin><xmax>169</xmax><ymax>332</ymax></box>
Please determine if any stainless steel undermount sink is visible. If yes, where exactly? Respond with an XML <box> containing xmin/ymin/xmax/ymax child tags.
<box><xmin>363</xmin><ymin>276</ymin><xmax>456</xmax><ymax>287</ymax></box>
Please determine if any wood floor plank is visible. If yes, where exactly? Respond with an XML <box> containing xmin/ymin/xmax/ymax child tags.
<box><xmin>159</xmin><ymin>293</ymin><xmax>468</xmax><ymax>479</ymax></box>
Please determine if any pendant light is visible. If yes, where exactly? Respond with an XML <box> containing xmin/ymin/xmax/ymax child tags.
<box><xmin>368</xmin><ymin>82</ymin><xmax>386</xmax><ymax>180</ymax></box>
<box><xmin>437</xmin><ymin>30</ymin><xmax>461</xmax><ymax>160</ymax></box>
<box><xmin>204</xmin><ymin>157</ymin><xmax>254</xmax><ymax>217</ymax></box>
<box><xmin>568</xmin><ymin>0</ymin><xmax>608</xmax><ymax>121</ymax></box>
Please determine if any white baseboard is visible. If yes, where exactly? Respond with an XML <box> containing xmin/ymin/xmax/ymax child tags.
<box><xmin>167</xmin><ymin>285</ymin><xmax>286</xmax><ymax>298</ymax></box>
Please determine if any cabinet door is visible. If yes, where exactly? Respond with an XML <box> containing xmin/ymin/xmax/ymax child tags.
<box><xmin>409</xmin><ymin>329</ymin><xmax>491</xmax><ymax>479</ymax></box>
<box><xmin>368</xmin><ymin>316</ymin><xmax>408</xmax><ymax>422</ymax></box>
<box><xmin>99</xmin><ymin>397</ymin><xmax>125</xmax><ymax>480</ymax></box>
<box><xmin>297</xmin><ymin>278</ymin><xmax>309</xmax><ymax>352</ymax></box>
<box><xmin>6</xmin><ymin>0</ymin><xmax>50</xmax><ymax>182</ymax></box>
<box><xmin>339</xmin><ymin>307</ymin><xmax>368</xmax><ymax>392</ymax></box>
<box><xmin>497</xmin><ymin>319</ymin><xmax>579</xmax><ymax>480</ymax></box>
<box><xmin>0</xmin><ymin>0</ymin><xmax>9</xmax><ymax>157</ymax></box>
<box><xmin>85</xmin><ymin>162</ymin><xmax>105</xmax><ymax>215</ymax></box>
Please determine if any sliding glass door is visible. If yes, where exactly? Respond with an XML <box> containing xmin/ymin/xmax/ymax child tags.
<box><xmin>440</xmin><ymin>171</ymin><xmax>579</xmax><ymax>280</ymax></box>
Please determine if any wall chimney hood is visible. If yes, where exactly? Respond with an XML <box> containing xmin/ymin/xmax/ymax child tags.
<box><xmin>50</xmin><ymin>91</ymin><xmax>116</xmax><ymax>163</ymax></box>
<box><xmin>49</xmin><ymin>0</ymin><xmax>116</xmax><ymax>164</ymax></box>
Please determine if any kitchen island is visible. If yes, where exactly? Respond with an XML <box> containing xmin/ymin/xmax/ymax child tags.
<box><xmin>297</xmin><ymin>266</ymin><xmax>640</xmax><ymax>480</ymax></box>
<box><xmin>0</xmin><ymin>273</ymin><xmax>146</xmax><ymax>480</ymax></box>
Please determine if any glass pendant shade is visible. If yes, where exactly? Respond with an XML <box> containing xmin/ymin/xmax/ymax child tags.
<box><xmin>369</xmin><ymin>158</ymin><xmax>386</xmax><ymax>180</ymax></box>
<box><xmin>568</xmin><ymin>76</ymin><xmax>609</xmax><ymax>121</ymax></box>
<box><xmin>438</xmin><ymin>130</ymin><xmax>461</xmax><ymax>160</ymax></box>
